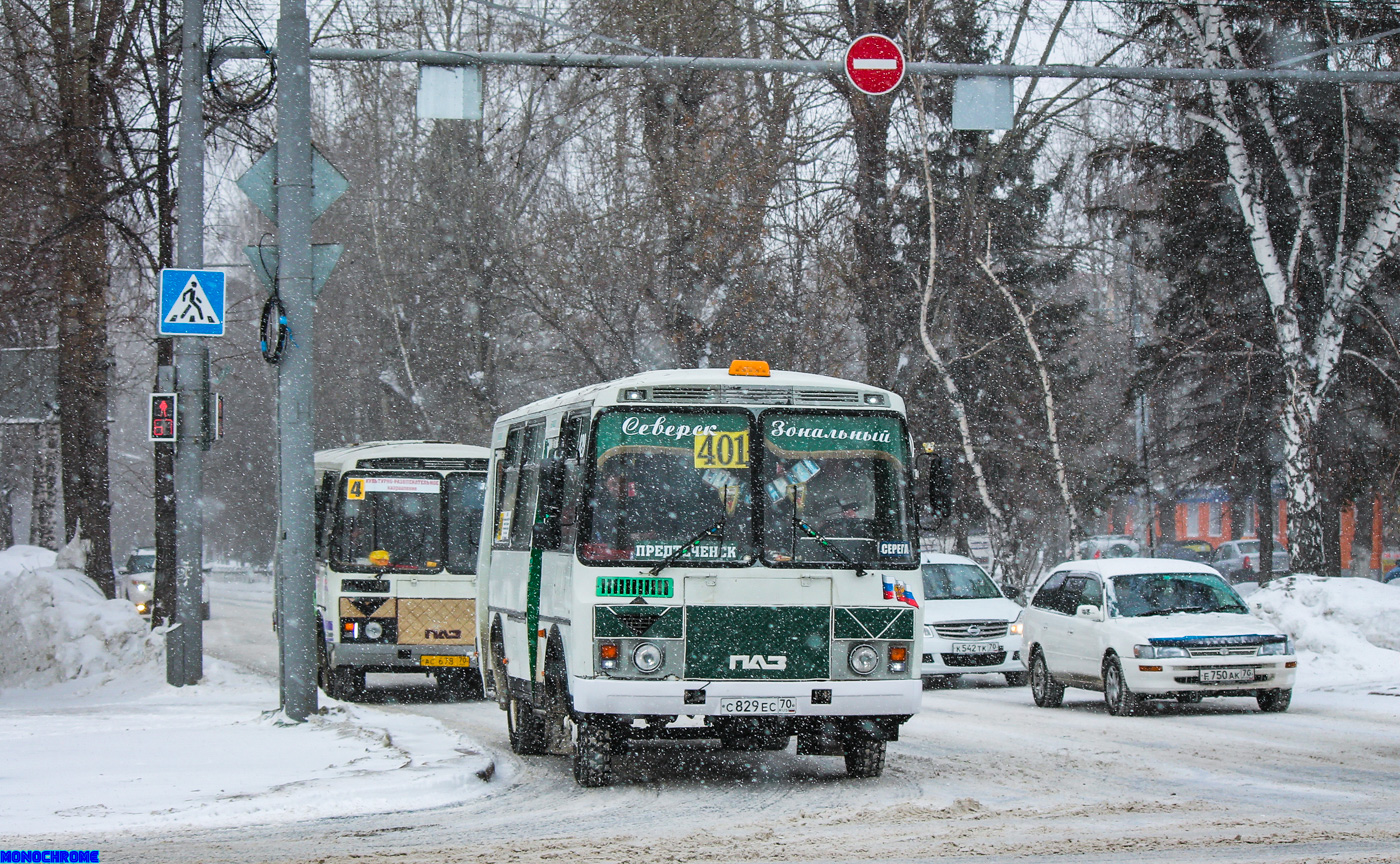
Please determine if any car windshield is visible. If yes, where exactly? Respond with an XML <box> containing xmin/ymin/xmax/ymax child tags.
<box><xmin>335</xmin><ymin>475</ymin><xmax>443</xmax><ymax>572</ymax></box>
<box><xmin>922</xmin><ymin>563</ymin><xmax>1000</xmax><ymax>599</ymax></box>
<box><xmin>1110</xmin><ymin>572</ymin><xmax>1249</xmax><ymax>617</ymax></box>
<box><xmin>444</xmin><ymin>473</ymin><xmax>486</xmax><ymax>574</ymax></box>
<box><xmin>1232</xmin><ymin>541</ymin><xmax>1260</xmax><ymax>555</ymax></box>
<box><xmin>126</xmin><ymin>554</ymin><xmax>155</xmax><ymax>572</ymax></box>
<box><xmin>760</xmin><ymin>411</ymin><xmax>916</xmax><ymax>568</ymax></box>
<box><xmin>581</xmin><ymin>410</ymin><xmax>753</xmax><ymax>564</ymax></box>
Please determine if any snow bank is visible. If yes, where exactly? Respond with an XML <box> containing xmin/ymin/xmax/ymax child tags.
<box><xmin>0</xmin><ymin>545</ymin><xmax>158</xmax><ymax>687</ymax></box>
<box><xmin>1249</xmin><ymin>575</ymin><xmax>1400</xmax><ymax>692</ymax></box>
<box><xmin>0</xmin><ymin>659</ymin><xmax>497</xmax><ymax>835</ymax></box>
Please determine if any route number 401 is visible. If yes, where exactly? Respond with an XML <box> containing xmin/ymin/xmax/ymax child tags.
<box><xmin>694</xmin><ymin>431</ymin><xmax>749</xmax><ymax>469</ymax></box>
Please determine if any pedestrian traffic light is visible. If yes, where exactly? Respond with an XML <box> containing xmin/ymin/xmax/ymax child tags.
<box><xmin>149</xmin><ymin>393</ymin><xmax>178</xmax><ymax>442</ymax></box>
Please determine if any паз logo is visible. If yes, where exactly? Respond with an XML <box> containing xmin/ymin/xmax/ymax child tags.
<box><xmin>729</xmin><ymin>654</ymin><xmax>787</xmax><ymax>671</ymax></box>
<box><xmin>425</xmin><ymin>629</ymin><xmax>462</xmax><ymax>639</ymax></box>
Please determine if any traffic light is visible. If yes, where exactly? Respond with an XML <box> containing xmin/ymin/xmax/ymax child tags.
<box><xmin>149</xmin><ymin>393</ymin><xmax>178</xmax><ymax>442</ymax></box>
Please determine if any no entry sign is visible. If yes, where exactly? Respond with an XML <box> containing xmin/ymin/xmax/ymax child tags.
<box><xmin>844</xmin><ymin>34</ymin><xmax>905</xmax><ymax>96</ymax></box>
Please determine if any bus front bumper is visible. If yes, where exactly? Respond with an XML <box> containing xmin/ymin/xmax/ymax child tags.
<box><xmin>329</xmin><ymin>642</ymin><xmax>478</xmax><ymax>672</ymax></box>
<box><xmin>569</xmin><ymin>677</ymin><xmax>922</xmax><ymax>717</ymax></box>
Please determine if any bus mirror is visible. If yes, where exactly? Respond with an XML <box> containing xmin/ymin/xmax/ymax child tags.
<box><xmin>927</xmin><ymin>455</ymin><xmax>953</xmax><ymax>521</ymax></box>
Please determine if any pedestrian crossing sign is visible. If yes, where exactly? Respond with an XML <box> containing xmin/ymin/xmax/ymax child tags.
<box><xmin>159</xmin><ymin>269</ymin><xmax>225</xmax><ymax>336</ymax></box>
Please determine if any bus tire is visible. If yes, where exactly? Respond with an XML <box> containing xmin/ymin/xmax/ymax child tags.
<box><xmin>843</xmin><ymin>736</ymin><xmax>886</xmax><ymax>779</ymax></box>
<box><xmin>507</xmin><ymin>694</ymin><xmax>547</xmax><ymax>755</ymax></box>
<box><xmin>328</xmin><ymin>666</ymin><xmax>364</xmax><ymax>702</ymax></box>
<box><xmin>437</xmin><ymin>669</ymin><xmax>477</xmax><ymax>702</ymax></box>
<box><xmin>573</xmin><ymin>715</ymin><xmax>614</xmax><ymax>788</ymax></box>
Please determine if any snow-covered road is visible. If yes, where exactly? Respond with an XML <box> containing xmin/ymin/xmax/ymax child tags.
<box><xmin>7</xmin><ymin>575</ymin><xmax>1400</xmax><ymax>863</ymax></box>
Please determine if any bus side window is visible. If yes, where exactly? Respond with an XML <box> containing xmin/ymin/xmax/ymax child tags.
<box><xmin>314</xmin><ymin>472</ymin><xmax>337</xmax><ymax>561</ymax></box>
<box><xmin>493</xmin><ymin>428</ymin><xmax>524</xmax><ymax>548</ymax></box>
<box><xmin>509</xmin><ymin>423</ymin><xmax>545</xmax><ymax>549</ymax></box>
<box><xmin>557</xmin><ymin>414</ymin><xmax>589</xmax><ymax>550</ymax></box>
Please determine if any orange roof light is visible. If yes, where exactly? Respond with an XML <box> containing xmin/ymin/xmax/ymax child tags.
<box><xmin>728</xmin><ymin>359</ymin><xmax>771</xmax><ymax>377</ymax></box>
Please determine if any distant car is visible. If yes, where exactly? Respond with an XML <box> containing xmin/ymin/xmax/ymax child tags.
<box><xmin>1212</xmin><ymin>539</ymin><xmax>1290</xmax><ymax>583</ymax></box>
<box><xmin>1022</xmin><ymin>558</ymin><xmax>1296</xmax><ymax>715</ymax></box>
<box><xmin>118</xmin><ymin>548</ymin><xmax>209</xmax><ymax>620</ymax></box>
<box><xmin>1154</xmin><ymin>542</ymin><xmax>1210</xmax><ymax>564</ymax></box>
<box><xmin>1175</xmin><ymin>539</ymin><xmax>1215</xmax><ymax>557</ymax></box>
<box><xmin>1384</xmin><ymin>565</ymin><xmax>1400</xmax><ymax>585</ymax></box>
<box><xmin>1077</xmin><ymin>535</ymin><xmax>1140</xmax><ymax>560</ymax></box>
<box><xmin>919</xmin><ymin>553</ymin><xmax>1028</xmax><ymax>688</ymax></box>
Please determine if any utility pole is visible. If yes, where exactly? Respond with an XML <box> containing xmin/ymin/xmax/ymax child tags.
<box><xmin>274</xmin><ymin>0</ymin><xmax>318</xmax><ymax>720</ymax></box>
<box><xmin>169</xmin><ymin>0</ymin><xmax>207</xmax><ymax>686</ymax></box>
<box><xmin>1127</xmin><ymin>230</ymin><xmax>1154</xmax><ymax>555</ymax></box>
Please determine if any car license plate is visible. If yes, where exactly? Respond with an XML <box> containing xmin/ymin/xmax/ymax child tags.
<box><xmin>419</xmin><ymin>655</ymin><xmax>470</xmax><ymax>668</ymax></box>
<box><xmin>1199</xmin><ymin>667</ymin><xmax>1254</xmax><ymax>684</ymax></box>
<box><xmin>952</xmin><ymin>641</ymin><xmax>999</xmax><ymax>654</ymax></box>
<box><xmin>717</xmin><ymin>697</ymin><xmax>797</xmax><ymax>715</ymax></box>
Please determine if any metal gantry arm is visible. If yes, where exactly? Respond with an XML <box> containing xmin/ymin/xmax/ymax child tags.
<box><xmin>214</xmin><ymin>43</ymin><xmax>1400</xmax><ymax>85</ymax></box>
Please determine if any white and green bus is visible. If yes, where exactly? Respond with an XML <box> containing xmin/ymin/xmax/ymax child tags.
<box><xmin>478</xmin><ymin>362</ymin><xmax>923</xmax><ymax>786</ymax></box>
<box><xmin>312</xmin><ymin>441</ymin><xmax>490</xmax><ymax>700</ymax></box>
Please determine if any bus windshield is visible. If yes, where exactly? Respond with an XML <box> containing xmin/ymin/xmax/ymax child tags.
<box><xmin>335</xmin><ymin>474</ymin><xmax>443</xmax><ymax>572</ymax></box>
<box><xmin>760</xmin><ymin>411</ymin><xmax>916</xmax><ymax>568</ymax></box>
<box><xmin>582</xmin><ymin>410</ymin><xmax>753</xmax><ymax>564</ymax></box>
<box><xmin>445</xmin><ymin>473</ymin><xmax>487</xmax><ymax>574</ymax></box>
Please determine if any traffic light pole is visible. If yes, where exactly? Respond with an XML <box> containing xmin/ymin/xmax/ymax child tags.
<box><xmin>274</xmin><ymin>0</ymin><xmax>319</xmax><ymax>721</ymax></box>
<box><xmin>169</xmin><ymin>0</ymin><xmax>207</xmax><ymax>687</ymax></box>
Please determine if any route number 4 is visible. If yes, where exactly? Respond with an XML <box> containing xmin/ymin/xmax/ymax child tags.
<box><xmin>694</xmin><ymin>431</ymin><xmax>749</xmax><ymax>469</ymax></box>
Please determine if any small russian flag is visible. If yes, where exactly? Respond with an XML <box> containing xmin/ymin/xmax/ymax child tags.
<box><xmin>882</xmin><ymin>575</ymin><xmax>895</xmax><ymax>600</ymax></box>
<box><xmin>896</xmin><ymin>581</ymin><xmax>920</xmax><ymax>609</ymax></box>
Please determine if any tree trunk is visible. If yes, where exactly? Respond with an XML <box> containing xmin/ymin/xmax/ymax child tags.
<box><xmin>1279</xmin><ymin>388</ymin><xmax>1325</xmax><ymax>574</ymax></box>
<box><xmin>1256</xmin><ymin>439</ymin><xmax>1275</xmax><ymax>585</ymax></box>
<box><xmin>30</xmin><ymin>420</ymin><xmax>59</xmax><ymax>549</ymax></box>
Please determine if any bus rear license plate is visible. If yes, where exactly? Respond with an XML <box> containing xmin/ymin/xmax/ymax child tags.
<box><xmin>1199</xmin><ymin>668</ymin><xmax>1253</xmax><ymax>684</ymax></box>
<box><xmin>419</xmin><ymin>655</ymin><xmax>470</xmax><ymax>668</ymax></box>
<box><xmin>718</xmin><ymin>697</ymin><xmax>797</xmax><ymax>715</ymax></box>
<box><xmin>952</xmin><ymin>641</ymin><xmax>999</xmax><ymax>654</ymax></box>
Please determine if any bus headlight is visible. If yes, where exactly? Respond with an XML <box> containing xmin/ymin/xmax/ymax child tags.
<box><xmin>849</xmin><ymin>643</ymin><xmax>880</xmax><ymax>676</ymax></box>
<box><xmin>365</xmin><ymin>621</ymin><xmax>384</xmax><ymax>640</ymax></box>
<box><xmin>632</xmin><ymin>642</ymin><xmax>664</xmax><ymax>673</ymax></box>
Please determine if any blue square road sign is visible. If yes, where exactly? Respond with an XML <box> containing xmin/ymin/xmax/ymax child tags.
<box><xmin>159</xmin><ymin>269</ymin><xmax>225</xmax><ymax>336</ymax></box>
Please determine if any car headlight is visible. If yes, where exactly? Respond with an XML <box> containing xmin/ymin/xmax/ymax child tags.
<box><xmin>1259</xmin><ymin>637</ymin><xmax>1293</xmax><ymax>655</ymax></box>
<box><xmin>1007</xmin><ymin>614</ymin><xmax>1023</xmax><ymax>637</ymax></box>
<box><xmin>135</xmin><ymin>582</ymin><xmax>149</xmax><ymax>592</ymax></box>
<box><xmin>923</xmin><ymin>625</ymin><xmax>935</xmax><ymax>638</ymax></box>
<box><xmin>364</xmin><ymin>621</ymin><xmax>384</xmax><ymax>640</ymax></box>
<box><xmin>1133</xmin><ymin>644</ymin><xmax>1189</xmax><ymax>659</ymax></box>
<box><xmin>849</xmin><ymin>643</ymin><xmax>880</xmax><ymax>676</ymax></box>
<box><xmin>632</xmin><ymin>642</ymin><xmax>664</xmax><ymax>673</ymax></box>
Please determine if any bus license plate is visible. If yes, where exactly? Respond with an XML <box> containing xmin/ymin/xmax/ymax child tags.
<box><xmin>1199</xmin><ymin>668</ymin><xmax>1254</xmax><ymax>684</ymax></box>
<box><xmin>718</xmin><ymin>697</ymin><xmax>797</xmax><ymax>715</ymax></box>
<box><xmin>952</xmin><ymin>641</ymin><xmax>999</xmax><ymax>654</ymax></box>
<box><xmin>419</xmin><ymin>655</ymin><xmax>470</xmax><ymax>668</ymax></box>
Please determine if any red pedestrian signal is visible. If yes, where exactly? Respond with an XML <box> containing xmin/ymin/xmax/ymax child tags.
<box><xmin>149</xmin><ymin>393</ymin><xmax>178</xmax><ymax>442</ymax></box>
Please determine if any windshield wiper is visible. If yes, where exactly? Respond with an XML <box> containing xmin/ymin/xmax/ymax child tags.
<box><xmin>1139</xmin><ymin>605</ymin><xmax>1204</xmax><ymax>617</ymax></box>
<box><xmin>794</xmin><ymin>518</ymin><xmax>866</xmax><ymax>579</ymax></box>
<box><xmin>648</xmin><ymin>517</ymin><xmax>726</xmax><ymax>577</ymax></box>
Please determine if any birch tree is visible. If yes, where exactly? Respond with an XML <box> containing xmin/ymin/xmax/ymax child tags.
<box><xmin>1164</xmin><ymin>0</ymin><xmax>1400</xmax><ymax>570</ymax></box>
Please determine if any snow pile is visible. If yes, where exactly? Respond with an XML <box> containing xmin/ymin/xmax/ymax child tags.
<box><xmin>1249</xmin><ymin>574</ymin><xmax>1400</xmax><ymax>692</ymax></box>
<box><xmin>0</xmin><ymin>659</ymin><xmax>498</xmax><ymax>835</ymax></box>
<box><xmin>0</xmin><ymin>544</ymin><xmax>158</xmax><ymax>687</ymax></box>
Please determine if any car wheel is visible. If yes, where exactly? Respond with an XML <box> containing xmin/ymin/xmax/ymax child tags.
<box><xmin>1256</xmin><ymin>688</ymin><xmax>1292</xmax><ymax>713</ymax></box>
<box><xmin>1004</xmin><ymin>672</ymin><xmax>1029</xmax><ymax>687</ymax></box>
<box><xmin>1103</xmin><ymin>656</ymin><xmax>1142</xmax><ymax>717</ymax></box>
<box><xmin>843</xmin><ymin>737</ymin><xmax>886</xmax><ymax>779</ymax></box>
<box><xmin>1030</xmin><ymin>650</ymin><xmax>1064</xmax><ymax>708</ymax></box>
<box><xmin>572</xmin><ymin>714</ymin><xmax>614</xmax><ymax>787</ymax></box>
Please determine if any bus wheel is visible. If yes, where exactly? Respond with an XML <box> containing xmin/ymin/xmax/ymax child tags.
<box><xmin>328</xmin><ymin>666</ymin><xmax>365</xmax><ymax>702</ymax></box>
<box><xmin>507</xmin><ymin>694</ymin><xmax>547</xmax><ymax>755</ymax></box>
<box><xmin>843</xmin><ymin>736</ymin><xmax>886</xmax><ymax>779</ymax></box>
<box><xmin>573</xmin><ymin>715</ymin><xmax>614</xmax><ymax>788</ymax></box>
<box><xmin>436</xmin><ymin>669</ymin><xmax>476</xmax><ymax>702</ymax></box>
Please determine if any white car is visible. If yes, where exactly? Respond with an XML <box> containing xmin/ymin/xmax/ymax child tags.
<box><xmin>118</xmin><ymin>548</ymin><xmax>210</xmax><ymax>620</ymax></box>
<box><xmin>1023</xmin><ymin>558</ymin><xmax>1296</xmax><ymax>715</ymax></box>
<box><xmin>919</xmin><ymin>553</ymin><xmax>1028</xmax><ymax>688</ymax></box>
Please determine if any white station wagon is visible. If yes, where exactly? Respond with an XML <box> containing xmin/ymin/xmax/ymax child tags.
<box><xmin>1022</xmin><ymin>558</ymin><xmax>1297</xmax><ymax>715</ymax></box>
